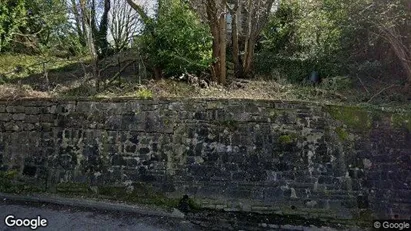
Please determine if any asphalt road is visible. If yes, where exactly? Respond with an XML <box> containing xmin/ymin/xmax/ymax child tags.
<box><xmin>0</xmin><ymin>200</ymin><xmax>201</xmax><ymax>231</ymax></box>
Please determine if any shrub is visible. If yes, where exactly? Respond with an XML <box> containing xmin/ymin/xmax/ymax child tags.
<box><xmin>140</xmin><ymin>0</ymin><xmax>212</xmax><ymax>77</ymax></box>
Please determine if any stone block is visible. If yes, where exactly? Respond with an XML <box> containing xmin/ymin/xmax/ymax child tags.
<box><xmin>6</xmin><ymin>106</ymin><xmax>24</xmax><ymax>113</ymax></box>
<box><xmin>24</xmin><ymin>107</ymin><xmax>41</xmax><ymax>115</ymax></box>
<box><xmin>12</xmin><ymin>113</ymin><xmax>26</xmax><ymax>121</ymax></box>
<box><xmin>39</xmin><ymin>114</ymin><xmax>55</xmax><ymax>123</ymax></box>
<box><xmin>0</xmin><ymin>113</ymin><xmax>11</xmax><ymax>121</ymax></box>
<box><xmin>76</xmin><ymin>102</ymin><xmax>92</xmax><ymax>113</ymax></box>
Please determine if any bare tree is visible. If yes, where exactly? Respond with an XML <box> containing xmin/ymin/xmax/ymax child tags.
<box><xmin>228</xmin><ymin>0</ymin><xmax>277</xmax><ymax>78</ymax></box>
<box><xmin>78</xmin><ymin>0</ymin><xmax>100</xmax><ymax>90</ymax></box>
<box><xmin>378</xmin><ymin>25</ymin><xmax>411</xmax><ymax>92</ymax></box>
<box><xmin>372</xmin><ymin>0</ymin><xmax>411</xmax><ymax>92</ymax></box>
<box><xmin>227</xmin><ymin>0</ymin><xmax>241</xmax><ymax>78</ymax></box>
<box><xmin>125</xmin><ymin>0</ymin><xmax>154</xmax><ymax>24</ymax></box>
<box><xmin>189</xmin><ymin>0</ymin><xmax>276</xmax><ymax>82</ymax></box>
<box><xmin>90</xmin><ymin>0</ymin><xmax>111</xmax><ymax>58</ymax></box>
<box><xmin>109</xmin><ymin>0</ymin><xmax>141</xmax><ymax>52</ymax></box>
<box><xmin>68</xmin><ymin>0</ymin><xmax>87</xmax><ymax>47</ymax></box>
<box><xmin>189</xmin><ymin>0</ymin><xmax>227</xmax><ymax>85</ymax></box>
<box><xmin>70</xmin><ymin>0</ymin><xmax>111</xmax><ymax>58</ymax></box>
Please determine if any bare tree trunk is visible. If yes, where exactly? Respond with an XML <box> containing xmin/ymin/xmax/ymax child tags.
<box><xmin>126</xmin><ymin>0</ymin><xmax>152</xmax><ymax>25</ymax></box>
<box><xmin>243</xmin><ymin>0</ymin><xmax>253</xmax><ymax>74</ymax></box>
<box><xmin>228</xmin><ymin>1</ymin><xmax>242</xmax><ymax>79</ymax></box>
<box><xmin>110</xmin><ymin>0</ymin><xmax>139</xmax><ymax>52</ymax></box>
<box><xmin>153</xmin><ymin>67</ymin><xmax>163</xmax><ymax>80</ymax></box>
<box><xmin>189</xmin><ymin>0</ymin><xmax>275</xmax><ymax>82</ymax></box>
<box><xmin>219</xmin><ymin>0</ymin><xmax>227</xmax><ymax>85</ymax></box>
<box><xmin>379</xmin><ymin>25</ymin><xmax>411</xmax><ymax>93</ymax></box>
<box><xmin>243</xmin><ymin>38</ymin><xmax>255</xmax><ymax>76</ymax></box>
<box><xmin>79</xmin><ymin>0</ymin><xmax>88</xmax><ymax>47</ymax></box>
<box><xmin>210</xmin><ymin>23</ymin><xmax>220</xmax><ymax>83</ymax></box>
<box><xmin>71</xmin><ymin>0</ymin><xmax>86</xmax><ymax>47</ymax></box>
<box><xmin>81</xmin><ymin>0</ymin><xmax>99</xmax><ymax>91</ymax></box>
<box><xmin>241</xmin><ymin>0</ymin><xmax>275</xmax><ymax>78</ymax></box>
<box><xmin>97</xmin><ymin>0</ymin><xmax>111</xmax><ymax>58</ymax></box>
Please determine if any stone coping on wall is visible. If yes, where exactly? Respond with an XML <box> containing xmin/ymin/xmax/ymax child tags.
<box><xmin>0</xmin><ymin>96</ymin><xmax>410</xmax><ymax>113</ymax></box>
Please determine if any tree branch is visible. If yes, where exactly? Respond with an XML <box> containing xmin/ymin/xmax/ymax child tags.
<box><xmin>126</xmin><ymin>0</ymin><xmax>151</xmax><ymax>25</ymax></box>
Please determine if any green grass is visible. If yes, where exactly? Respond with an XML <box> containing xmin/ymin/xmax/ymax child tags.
<box><xmin>135</xmin><ymin>88</ymin><xmax>153</xmax><ymax>99</ymax></box>
<box><xmin>392</xmin><ymin>113</ymin><xmax>411</xmax><ymax>131</ymax></box>
<box><xmin>0</xmin><ymin>53</ymin><xmax>88</xmax><ymax>81</ymax></box>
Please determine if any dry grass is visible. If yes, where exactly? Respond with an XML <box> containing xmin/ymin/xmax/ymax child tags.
<box><xmin>143</xmin><ymin>78</ymin><xmax>349</xmax><ymax>103</ymax></box>
<box><xmin>1</xmin><ymin>76</ymin><xmax>411</xmax><ymax>112</ymax></box>
<box><xmin>1</xmin><ymin>53</ymin><xmax>410</xmax><ymax>110</ymax></box>
<box><xmin>0</xmin><ymin>84</ymin><xmax>50</xmax><ymax>100</ymax></box>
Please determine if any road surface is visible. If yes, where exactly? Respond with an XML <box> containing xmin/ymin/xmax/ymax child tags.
<box><xmin>0</xmin><ymin>200</ymin><xmax>201</xmax><ymax>231</ymax></box>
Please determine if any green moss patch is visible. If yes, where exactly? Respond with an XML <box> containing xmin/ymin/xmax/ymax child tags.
<box><xmin>97</xmin><ymin>184</ymin><xmax>178</xmax><ymax>208</ymax></box>
<box><xmin>56</xmin><ymin>182</ymin><xmax>91</xmax><ymax>194</ymax></box>
<box><xmin>335</xmin><ymin>127</ymin><xmax>350</xmax><ymax>141</ymax></box>
<box><xmin>215</xmin><ymin>120</ymin><xmax>239</xmax><ymax>131</ymax></box>
<box><xmin>327</xmin><ymin>105</ymin><xmax>411</xmax><ymax>132</ymax></box>
<box><xmin>55</xmin><ymin>183</ymin><xmax>178</xmax><ymax>209</ymax></box>
<box><xmin>278</xmin><ymin>135</ymin><xmax>293</xmax><ymax>144</ymax></box>
<box><xmin>326</xmin><ymin>106</ymin><xmax>371</xmax><ymax>131</ymax></box>
<box><xmin>0</xmin><ymin>170</ymin><xmax>44</xmax><ymax>193</ymax></box>
<box><xmin>278</xmin><ymin>133</ymin><xmax>299</xmax><ymax>145</ymax></box>
<box><xmin>392</xmin><ymin>113</ymin><xmax>411</xmax><ymax>131</ymax></box>
<box><xmin>0</xmin><ymin>170</ymin><xmax>19</xmax><ymax>179</ymax></box>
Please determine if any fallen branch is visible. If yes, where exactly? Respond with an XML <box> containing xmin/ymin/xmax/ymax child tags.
<box><xmin>356</xmin><ymin>75</ymin><xmax>369</xmax><ymax>94</ymax></box>
<box><xmin>367</xmin><ymin>84</ymin><xmax>398</xmax><ymax>103</ymax></box>
<box><xmin>99</xmin><ymin>58</ymin><xmax>137</xmax><ymax>73</ymax></box>
<box><xmin>314</xmin><ymin>88</ymin><xmax>348</xmax><ymax>101</ymax></box>
<box><xmin>104</xmin><ymin>60</ymin><xmax>136</xmax><ymax>89</ymax></box>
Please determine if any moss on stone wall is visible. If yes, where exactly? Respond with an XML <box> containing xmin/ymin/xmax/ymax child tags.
<box><xmin>325</xmin><ymin>106</ymin><xmax>372</xmax><ymax>131</ymax></box>
<box><xmin>97</xmin><ymin>184</ymin><xmax>179</xmax><ymax>208</ymax></box>
<box><xmin>0</xmin><ymin>169</ymin><xmax>18</xmax><ymax>179</ymax></box>
<box><xmin>53</xmin><ymin>182</ymin><xmax>180</xmax><ymax>209</ymax></box>
<box><xmin>56</xmin><ymin>182</ymin><xmax>91</xmax><ymax>194</ymax></box>
<box><xmin>335</xmin><ymin>127</ymin><xmax>350</xmax><ymax>141</ymax></box>
<box><xmin>135</xmin><ymin>89</ymin><xmax>153</xmax><ymax>99</ymax></box>
<box><xmin>392</xmin><ymin>113</ymin><xmax>411</xmax><ymax>131</ymax></box>
<box><xmin>215</xmin><ymin>120</ymin><xmax>239</xmax><ymax>131</ymax></box>
<box><xmin>278</xmin><ymin>135</ymin><xmax>293</xmax><ymax>144</ymax></box>
<box><xmin>326</xmin><ymin>105</ymin><xmax>411</xmax><ymax>132</ymax></box>
<box><xmin>278</xmin><ymin>133</ymin><xmax>299</xmax><ymax>145</ymax></box>
<box><xmin>0</xmin><ymin>170</ymin><xmax>44</xmax><ymax>193</ymax></box>
<box><xmin>2</xmin><ymin>99</ymin><xmax>411</xmax><ymax>224</ymax></box>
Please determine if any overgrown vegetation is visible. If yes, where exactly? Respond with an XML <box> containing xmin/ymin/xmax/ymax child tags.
<box><xmin>0</xmin><ymin>0</ymin><xmax>410</xmax><ymax>107</ymax></box>
<box><xmin>257</xmin><ymin>0</ymin><xmax>411</xmax><ymax>88</ymax></box>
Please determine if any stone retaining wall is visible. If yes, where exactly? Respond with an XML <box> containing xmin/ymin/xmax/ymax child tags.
<box><xmin>0</xmin><ymin>98</ymin><xmax>410</xmax><ymax>221</ymax></box>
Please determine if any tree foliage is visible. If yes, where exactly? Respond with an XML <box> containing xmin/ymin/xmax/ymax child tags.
<box><xmin>130</xmin><ymin>0</ymin><xmax>212</xmax><ymax>78</ymax></box>
<box><xmin>258</xmin><ymin>0</ymin><xmax>411</xmax><ymax>88</ymax></box>
<box><xmin>0</xmin><ymin>0</ymin><xmax>77</xmax><ymax>54</ymax></box>
<box><xmin>0</xmin><ymin>0</ymin><xmax>27</xmax><ymax>52</ymax></box>
<box><xmin>1</xmin><ymin>0</ymin><xmax>410</xmax><ymax>95</ymax></box>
